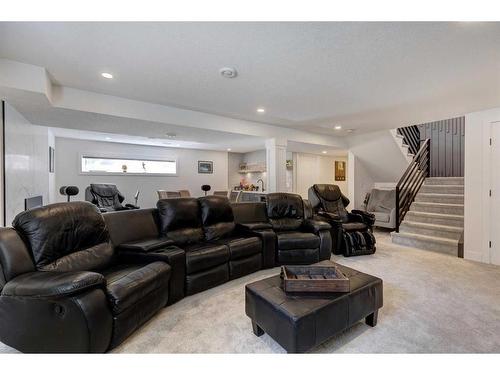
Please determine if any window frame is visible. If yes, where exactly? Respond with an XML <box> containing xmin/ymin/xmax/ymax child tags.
<box><xmin>79</xmin><ymin>153</ymin><xmax>179</xmax><ymax>177</ymax></box>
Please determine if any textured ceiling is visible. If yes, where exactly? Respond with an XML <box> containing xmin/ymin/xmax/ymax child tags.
<box><xmin>1</xmin><ymin>22</ymin><xmax>499</xmax><ymax>134</ymax></box>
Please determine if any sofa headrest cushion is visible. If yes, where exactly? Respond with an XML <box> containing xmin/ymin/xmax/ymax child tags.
<box><xmin>12</xmin><ymin>202</ymin><xmax>110</xmax><ymax>270</ymax></box>
<box><xmin>198</xmin><ymin>196</ymin><xmax>234</xmax><ymax>226</ymax></box>
<box><xmin>157</xmin><ymin>198</ymin><xmax>201</xmax><ymax>235</ymax></box>
<box><xmin>266</xmin><ymin>193</ymin><xmax>304</xmax><ymax>219</ymax></box>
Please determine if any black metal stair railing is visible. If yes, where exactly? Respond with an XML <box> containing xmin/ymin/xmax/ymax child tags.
<box><xmin>395</xmin><ymin>139</ymin><xmax>430</xmax><ymax>232</ymax></box>
<box><xmin>397</xmin><ymin>125</ymin><xmax>421</xmax><ymax>156</ymax></box>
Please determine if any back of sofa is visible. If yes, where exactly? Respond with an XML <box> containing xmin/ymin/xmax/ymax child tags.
<box><xmin>103</xmin><ymin>208</ymin><xmax>161</xmax><ymax>247</ymax></box>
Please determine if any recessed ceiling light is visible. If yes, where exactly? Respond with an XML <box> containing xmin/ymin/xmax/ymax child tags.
<box><xmin>227</xmin><ymin>148</ymin><xmax>232</xmax><ymax>151</ymax></box>
<box><xmin>220</xmin><ymin>67</ymin><xmax>238</xmax><ymax>78</ymax></box>
<box><xmin>257</xmin><ymin>108</ymin><xmax>265</xmax><ymax>113</ymax></box>
<box><xmin>101</xmin><ymin>72</ymin><xmax>113</xmax><ymax>79</ymax></box>
<box><xmin>105</xmin><ymin>137</ymin><xmax>112</xmax><ymax>140</ymax></box>
<box><xmin>334</xmin><ymin>125</ymin><xmax>342</xmax><ymax>130</ymax></box>
<box><xmin>322</xmin><ymin>151</ymin><xmax>327</xmax><ymax>154</ymax></box>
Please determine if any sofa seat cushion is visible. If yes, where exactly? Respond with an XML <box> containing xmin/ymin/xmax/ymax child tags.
<box><xmin>342</xmin><ymin>222</ymin><xmax>368</xmax><ymax>232</ymax></box>
<box><xmin>117</xmin><ymin>237</ymin><xmax>174</xmax><ymax>253</ymax></box>
<box><xmin>184</xmin><ymin>243</ymin><xmax>230</xmax><ymax>274</ymax></box>
<box><xmin>277</xmin><ymin>232</ymin><xmax>320</xmax><ymax>250</ymax></box>
<box><xmin>102</xmin><ymin>262</ymin><xmax>171</xmax><ymax>314</ymax></box>
<box><xmin>214</xmin><ymin>236</ymin><xmax>262</xmax><ymax>260</ymax></box>
<box><xmin>372</xmin><ymin>212</ymin><xmax>390</xmax><ymax>223</ymax></box>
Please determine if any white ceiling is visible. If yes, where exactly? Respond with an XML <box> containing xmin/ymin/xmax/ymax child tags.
<box><xmin>1</xmin><ymin>22</ymin><xmax>500</xmax><ymax>134</ymax></box>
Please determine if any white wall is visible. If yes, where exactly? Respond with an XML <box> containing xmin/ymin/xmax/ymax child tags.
<box><xmin>464</xmin><ymin>107</ymin><xmax>500</xmax><ymax>264</ymax></box>
<box><xmin>4</xmin><ymin>103</ymin><xmax>50</xmax><ymax>224</ymax></box>
<box><xmin>293</xmin><ymin>152</ymin><xmax>348</xmax><ymax>199</ymax></box>
<box><xmin>0</xmin><ymin>102</ymin><xmax>4</xmax><ymax>226</ymax></box>
<box><xmin>55</xmin><ymin>138</ymin><xmax>229</xmax><ymax>209</ymax></box>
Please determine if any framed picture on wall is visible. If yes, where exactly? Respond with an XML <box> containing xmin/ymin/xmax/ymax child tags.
<box><xmin>198</xmin><ymin>160</ymin><xmax>213</xmax><ymax>174</ymax></box>
<box><xmin>49</xmin><ymin>146</ymin><xmax>55</xmax><ymax>173</ymax></box>
<box><xmin>335</xmin><ymin>161</ymin><xmax>346</xmax><ymax>181</ymax></box>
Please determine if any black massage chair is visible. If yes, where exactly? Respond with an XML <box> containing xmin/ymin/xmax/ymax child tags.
<box><xmin>85</xmin><ymin>183</ymin><xmax>139</xmax><ymax>212</ymax></box>
<box><xmin>308</xmin><ymin>184</ymin><xmax>376</xmax><ymax>256</ymax></box>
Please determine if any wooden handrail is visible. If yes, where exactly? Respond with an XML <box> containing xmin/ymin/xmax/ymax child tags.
<box><xmin>395</xmin><ymin>139</ymin><xmax>430</xmax><ymax>232</ymax></box>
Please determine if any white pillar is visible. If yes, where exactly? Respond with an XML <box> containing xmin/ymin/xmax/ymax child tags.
<box><xmin>266</xmin><ymin>137</ymin><xmax>287</xmax><ymax>193</ymax></box>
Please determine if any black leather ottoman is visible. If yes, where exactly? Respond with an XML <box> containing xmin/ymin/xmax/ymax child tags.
<box><xmin>245</xmin><ymin>261</ymin><xmax>383</xmax><ymax>353</ymax></box>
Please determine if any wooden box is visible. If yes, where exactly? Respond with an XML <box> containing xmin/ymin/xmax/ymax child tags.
<box><xmin>281</xmin><ymin>264</ymin><xmax>350</xmax><ymax>293</ymax></box>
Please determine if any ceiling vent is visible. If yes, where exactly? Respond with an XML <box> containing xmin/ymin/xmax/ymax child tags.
<box><xmin>219</xmin><ymin>67</ymin><xmax>238</xmax><ymax>79</ymax></box>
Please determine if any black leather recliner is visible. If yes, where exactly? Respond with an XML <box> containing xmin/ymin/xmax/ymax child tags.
<box><xmin>308</xmin><ymin>184</ymin><xmax>376</xmax><ymax>256</ymax></box>
<box><xmin>85</xmin><ymin>183</ymin><xmax>139</xmax><ymax>212</ymax></box>
<box><xmin>0</xmin><ymin>202</ymin><xmax>171</xmax><ymax>353</ymax></box>
<box><xmin>266</xmin><ymin>193</ymin><xmax>332</xmax><ymax>265</ymax></box>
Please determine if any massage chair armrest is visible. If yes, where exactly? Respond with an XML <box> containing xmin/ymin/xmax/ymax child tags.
<box><xmin>314</xmin><ymin>212</ymin><xmax>343</xmax><ymax>227</ymax></box>
<box><xmin>2</xmin><ymin>271</ymin><xmax>105</xmax><ymax>299</ymax></box>
<box><xmin>302</xmin><ymin>219</ymin><xmax>331</xmax><ymax>234</ymax></box>
<box><xmin>125</xmin><ymin>203</ymin><xmax>140</xmax><ymax>209</ymax></box>
<box><xmin>351</xmin><ymin>209</ymin><xmax>376</xmax><ymax>226</ymax></box>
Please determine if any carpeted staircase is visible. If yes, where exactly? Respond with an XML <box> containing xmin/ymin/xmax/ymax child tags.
<box><xmin>391</xmin><ymin>177</ymin><xmax>464</xmax><ymax>256</ymax></box>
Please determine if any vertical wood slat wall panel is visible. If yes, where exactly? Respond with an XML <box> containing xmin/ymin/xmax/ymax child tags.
<box><xmin>416</xmin><ymin>116</ymin><xmax>464</xmax><ymax>177</ymax></box>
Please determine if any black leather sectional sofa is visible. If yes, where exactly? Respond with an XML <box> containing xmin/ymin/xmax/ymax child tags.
<box><xmin>0</xmin><ymin>193</ymin><xmax>331</xmax><ymax>353</ymax></box>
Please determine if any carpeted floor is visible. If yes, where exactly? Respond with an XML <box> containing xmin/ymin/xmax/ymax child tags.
<box><xmin>1</xmin><ymin>230</ymin><xmax>500</xmax><ymax>353</ymax></box>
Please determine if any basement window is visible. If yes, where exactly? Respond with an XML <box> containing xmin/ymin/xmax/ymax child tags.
<box><xmin>81</xmin><ymin>156</ymin><xmax>177</xmax><ymax>176</ymax></box>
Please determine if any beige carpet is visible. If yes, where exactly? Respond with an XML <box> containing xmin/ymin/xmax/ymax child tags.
<box><xmin>1</xmin><ymin>230</ymin><xmax>500</xmax><ymax>353</ymax></box>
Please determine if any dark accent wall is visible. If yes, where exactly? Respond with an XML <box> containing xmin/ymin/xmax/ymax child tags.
<box><xmin>417</xmin><ymin>116</ymin><xmax>465</xmax><ymax>177</ymax></box>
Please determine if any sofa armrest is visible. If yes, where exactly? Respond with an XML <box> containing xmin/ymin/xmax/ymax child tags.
<box><xmin>117</xmin><ymin>237</ymin><xmax>175</xmax><ymax>253</ymax></box>
<box><xmin>235</xmin><ymin>224</ymin><xmax>276</xmax><ymax>268</ymax></box>
<box><xmin>2</xmin><ymin>271</ymin><xmax>105</xmax><ymax>298</ymax></box>
<box><xmin>0</xmin><ymin>271</ymin><xmax>112</xmax><ymax>353</ymax></box>
<box><xmin>125</xmin><ymin>203</ymin><xmax>140</xmax><ymax>209</ymax></box>
<box><xmin>237</xmin><ymin>222</ymin><xmax>273</xmax><ymax>231</ymax></box>
<box><xmin>302</xmin><ymin>219</ymin><xmax>331</xmax><ymax>234</ymax></box>
<box><xmin>117</xmin><ymin>246</ymin><xmax>186</xmax><ymax>304</ymax></box>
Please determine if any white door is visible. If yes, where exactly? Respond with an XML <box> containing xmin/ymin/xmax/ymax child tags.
<box><xmin>490</xmin><ymin>121</ymin><xmax>500</xmax><ymax>265</ymax></box>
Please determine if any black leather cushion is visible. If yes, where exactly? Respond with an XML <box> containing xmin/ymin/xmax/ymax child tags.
<box><xmin>239</xmin><ymin>222</ymin><xmax>272</xmax><ymax>230</ymax></box>
<box><xmin>266</xmin><ymin>193</ymin><xmax>304</xmax><ymax>231</ymax></box>
<box><xmin>199</xmin><ymin>196</ymin><xmax>236</xmax><ymax>240</ymax></box>
<box><xmin>278</xmin><ymin>248</ymin><xmax>319</xmax><ymax>265</ymax></box>
<box><xmin>157</xmin><ymin>198</ymin><xmax>203</xmax><ymax>244</ymax></box>
<box><xmin>102</xmin><ymin>261</ymin><xmax>171</xmax><ymax>314</ymax></box>
<box><xmin>185</xmin><ymin>263</ymin><xmax>229</xmax><ymax>296</ymax></box>
<box><xmin>39</xmin><ymin>242</ymin><xmax>114</xmax><ymax>272</ymax></box>
<box><xmin>2</xmin><ymin>271</ymin><xmax>106</xmax><ymax>298</ymax></box>
<box><xmin>184</xmin><ymin>243</ymin><xmax>230</xmax><ymax>274</ymax></box>
<box><xmin>12</xmin><ymin>202</ymin><xmax>111</xmax><ymax>270</ymax></box>
<box><xmin>229</xmin><ymin>253</ymin><xmax>262</xmax><ymax>279</ymax></box>
<box><xmin>0</xmin><ymin>228</ymin><xmax>35</xmax><ymax>283</ymax></box>
<box><xmin>303</xmin><ymin>219</ymin><xmax>331</xmax><ymax>233</ymax></box>
<box><xmin>117</xmin><ymin>238</ymin><xmax>174</xmax><ymax>253</ymax></box>
<box><xmin>215</xmin><ymin>236</ymin><xmax>262</xmax><ymax>260</ymax></box>
<box><xmin>277</xmin><ymin>232</ymin><xmax>320</xmax><ymax>250</ymax></box>
<box><xmin>342</xmin><ymin>222</ymin><xmax>368</xmax><ymax>231</ymax></box>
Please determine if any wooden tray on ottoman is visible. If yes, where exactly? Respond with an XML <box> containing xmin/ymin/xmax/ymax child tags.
<box><xmin>281</xmin><ymin>264</ymin><xmax>350</xmax><ymax>293</ymax></box>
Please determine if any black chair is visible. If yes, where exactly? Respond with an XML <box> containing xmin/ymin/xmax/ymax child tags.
<box><xmin>85</xmin><ymin>183</ymin><xmax>139</xmax><ymax>212</ymax></box>
<box><xmin>201</xmin><ymin>185</ymin><xmax>211</xmax><ymax>196</ymax></box>
<box><xmin>266</xmin><ymin>193</ymin><xmax>331</xmax><ymax>265</ymax></box>
<box><xmin>308</xmin><ymin>184</ymin><xmax>376</xmax><ymax>256</ymax></box>
<box><xmin>59</xmin><ymin>186</ymin><xmax>79</xmax><ymax>202</ymax></box>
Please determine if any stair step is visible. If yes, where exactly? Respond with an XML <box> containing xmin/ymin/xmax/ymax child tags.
<box><xmin>420</xmin><ymin>184</ymin><xmax>464</xmax><ymax>194</ymax></box>
<box><xmin>415</xmin><ymin>193</ymin><xmax>464</xmax><ymax>204</ymax></box>
<box><xmin>391</xmin><ymin>232</ymin><xmax>458</xmax><ymax>255</ymax></box>
<box><xmin>410</xmin><ymin>201</ymin><xmax>464</xmax><ymax>215</ymax></box>
<box><xmin>424</xmin><ymin>177</ymin><xmax>464</xmax><ymax>186</ymax></box>
<box><xmin>399</xmin><ymin>221</ymin><xmax>463</xmax><ymax>240</ymax></box>
<box><xmin>404</xmin><ymin>211</ymin><xmax>464</xmax><ymax>227</ymax></box>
